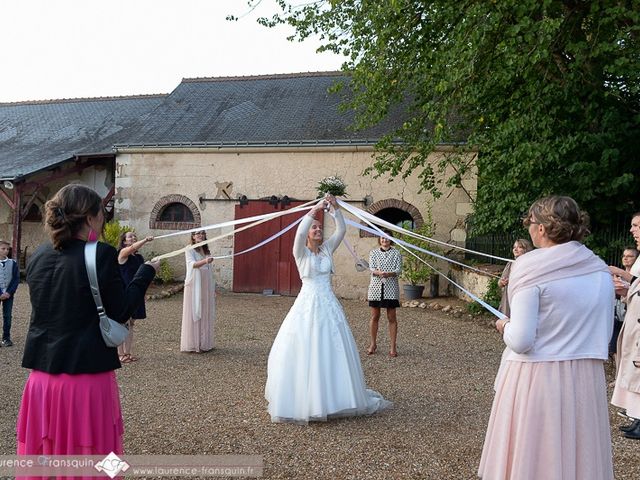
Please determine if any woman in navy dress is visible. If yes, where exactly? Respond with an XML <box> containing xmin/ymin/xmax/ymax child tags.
<box><xmin>117</xmin><ymin>231</ymin><xmax>153</xmax><ymax>363</ymax></box>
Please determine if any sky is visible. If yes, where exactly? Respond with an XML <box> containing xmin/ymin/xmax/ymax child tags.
<box><xmin>0</xmin><ymin>0</ymin><xmax>344</xmax><ymax>103</ymax></box>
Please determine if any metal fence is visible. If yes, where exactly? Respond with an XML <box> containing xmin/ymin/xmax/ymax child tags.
<box><xmin>465</xmin><ymin>233</ymin><xmax>522</xmax><ymax>265</ymax></box>
<box><xmin>466</xmin><ymin>222</ymin><xmax>632</xmax><ymax>267</ymax></box>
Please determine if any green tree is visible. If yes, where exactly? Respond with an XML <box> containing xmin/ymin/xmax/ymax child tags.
<box><xmin>246</xmin><ymin>0</ymin><xmax>640</xmax><ymax>239</ymax></box>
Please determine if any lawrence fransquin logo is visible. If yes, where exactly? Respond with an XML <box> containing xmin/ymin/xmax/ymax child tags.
<box><xmin>95</xmin><ymin>452</ymin><xmax>130</xmax><ymax>478</ymax></box>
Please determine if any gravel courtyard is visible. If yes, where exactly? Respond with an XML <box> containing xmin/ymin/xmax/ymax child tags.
<box><xmin>1</xmin><ymin>288</ymin><xmax>638</xmax><ymax>479</ymax></box>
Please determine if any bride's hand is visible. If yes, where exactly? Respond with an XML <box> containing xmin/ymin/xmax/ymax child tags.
<box><xmin>324</xmin><ymin>194</ymin><xmax>338</xmax><ymax>210</ymax></box>
<box><xmin>309</xmin><ymin>198</ymin><xmax>328</xmax><ymax>216</ymax></box>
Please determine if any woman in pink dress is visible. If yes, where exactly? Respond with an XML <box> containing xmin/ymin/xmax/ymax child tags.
<box><xmin>478</xmin><ymin>196</ymin><xmax>614</xmax><ymax>480</ymax></box>
<box><xmin>18</xmin><ymin>184</ymin><xmax>157</xmax><ymax>460</ymax></box>
<box><xmin>180</xmin><ymin>230</ymin><xmax>215</xmax><ymax>352</ymax></box>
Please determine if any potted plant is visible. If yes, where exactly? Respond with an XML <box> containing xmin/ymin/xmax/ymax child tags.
<box><xmin>401</xmin><ymin>262</ymin><xmax>431</xmax><ymax>300</ymax></box>
<box><xmin>397</xmin><ymin>219</ymin><xmax>439</xmax><ymax>300</ymax></box>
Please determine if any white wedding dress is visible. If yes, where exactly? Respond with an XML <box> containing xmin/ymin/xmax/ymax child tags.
<box><xmin>265</xmin><ymin>210</ymin><xmax>391</xmax><ymax>424</ymax></box>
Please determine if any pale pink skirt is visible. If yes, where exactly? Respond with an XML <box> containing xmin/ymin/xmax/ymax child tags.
<box><xmin>180</xmin><ymin>273</ymin><xmax>215</xmax><ymax>352</ymax></box>
<box><xmin>478</xmin><ymin>359</ymin><xmax>613</xmax><ymax>480</ymax></box>
<box><xmin>17</xmin><ymin>370</ymin><xmax>124</xmax><ymax>456</ymax></box>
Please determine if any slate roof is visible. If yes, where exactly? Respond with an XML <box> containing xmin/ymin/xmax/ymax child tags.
<box><xmin>0</xmin><ymin>95</ymin><xmax>167</xmax><ymax>179</ymax></box>
<box><xmin>0</xmin><ymin>72</ymin><xmax>408</xmax><ymax>180</ymax></box>
<box><xmin>119</xmin><ymin>72</ymin><xmax>405</xmax><ymax>147</ymax></box>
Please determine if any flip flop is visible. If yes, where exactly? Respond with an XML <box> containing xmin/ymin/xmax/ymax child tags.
<box><xmin>119</xmin><ymin>354</ymin><xmax>133</xmax><ymax>364</ymax></box>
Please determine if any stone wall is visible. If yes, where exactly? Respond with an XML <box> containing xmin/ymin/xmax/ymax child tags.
<box><xmin>115</xmin><ymin>146</ymin><xmax>477</xmax><ymax>299</ymax></box>
<box><xmin>447</xmin><ymin>263</ymin><xmax>505</xmax><ymax>305</ymax></box>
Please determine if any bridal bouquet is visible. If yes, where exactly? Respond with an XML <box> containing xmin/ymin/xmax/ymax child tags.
<box><xmin>316</xmin><ymin>175</ymin><xmax>348</xmax><ymax>198</ymax></box>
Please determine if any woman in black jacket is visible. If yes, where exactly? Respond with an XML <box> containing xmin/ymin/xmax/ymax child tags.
<box><xmin>17</xmin><ymin>184</ymin><xmax>158</xmax><ymax>456</ymax></box>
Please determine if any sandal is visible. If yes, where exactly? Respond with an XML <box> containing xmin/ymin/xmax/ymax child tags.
<box><xmin>367</xmin><ymin>345</ymin><xmax>377</xmax><ymax>355</ymax></box>
<box><xmin>389</xmin><ymin>350</ymin><xmax>398</xmax><ymax>358</ymax></box>
<box><xmin>119</xmin><ymin>354</ymin><xmax>133</xmax><ymax>364</ymax></box>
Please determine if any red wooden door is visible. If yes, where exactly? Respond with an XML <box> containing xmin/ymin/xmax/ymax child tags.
<box><xmin>233</xmin><ymin>201</ymin><xmax>307</xmax><ymax>296</ymax></box>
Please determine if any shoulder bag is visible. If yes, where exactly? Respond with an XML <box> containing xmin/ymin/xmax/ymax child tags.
<box><xmin>84</xmin><ymin>241</ymin><xmax>129</xmax><ymax>347</ymax></box>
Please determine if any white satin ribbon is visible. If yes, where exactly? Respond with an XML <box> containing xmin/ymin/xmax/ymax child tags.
<box><xmin>339</xmin><ymin>200</ymin><xmax>506</xmax><ymax>319</ymax></box>
<box><xmin>152</xmin><ymin>201</ymin><xmax>315</xmax><ymax>261</ymax></box>
<box><xmin>333</xmin><ymin>214</ymin><xmax>370</xmax><ymax>271</ymax></box>
<box><xmin>146</xmin><ymin>196</ymin><xmax>506</xmax><ymax>318</ymax></box>
<box><xmin>210</xmin><ymin>216</ymin><xmax>304</xmax><ymax>260</ymax></box>
<box><xmin>337</xmin><ymin>199</ymin><xmax>512</xmax><ymax>263</ymax></box>
<box><xmin>347</xmin><ymin>219</ymin><xmax>501</xmax><ymax>279</ymax></box>
<box><xmin>153</xmin><ymin>199</ymin><xmax>317</xmax><ymax>240</ymax></box>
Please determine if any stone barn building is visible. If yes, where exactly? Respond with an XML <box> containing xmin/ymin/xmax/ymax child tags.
<box><xmin>0</xmin><ymin>72</ymin><xmax>476</xmax><ymax>299</ymax></box>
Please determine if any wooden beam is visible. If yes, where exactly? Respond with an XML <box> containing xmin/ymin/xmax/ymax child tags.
<box><xmin>7</xmin><ymin>155</ymin><xmax>114</xmax><ymax>261</ymax></box>
<box><xmin>0</xmin><ymin>187</ymin><xmax>15</xmax><ymax>210</ymax></box>
<box><xmin>21</xmin><ymin>156</ymin><xmax>114</xmax><ymax>190</ymax></box>
<box><xmin>11</xmin><ymin>186</ymin><xmax>22</xmax><ymax>261</ymax></box>
<box><xmin>20</xmin><ymin>184</ymin><xmax>43</xmax><ymax>220</ymax></box>
<box><xmin>103</xmin><ymin>184</ymin><xmax>115</xmax><ymax>206</ymax></box>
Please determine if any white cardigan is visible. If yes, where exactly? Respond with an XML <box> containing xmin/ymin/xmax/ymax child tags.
<box><xmin>503</xmin><ymin>270</ymin><xmax>614</xmax><ymax>362</ymax></box>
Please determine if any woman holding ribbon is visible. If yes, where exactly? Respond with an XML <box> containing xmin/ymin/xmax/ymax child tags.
<box><xmin>478</xmin><ymin>196</ymin><xmax>614</xmax><ymax>480</ymax></box>
<box><xmin>117</xmin><ymin>231</ymin><xmax>154</xmax><ymax>363</ymax></box>
<box><xmin>18</xmin><ymin>184</ymin><xmax>157</xmax><ymax>456</ymax></box>
<box><xmin>367</xmin><ymin>231</ymin><xmax>402</xmax><ymax>357</ymax></box>
<box><xmin>265</xmin><ymin>195</ymin><xmax>391</xmax><ymax>424</ymax></box>
<box><xmin>180</xmin><ymin>230</ymin><xmax>215</xmax><ymax>353</ymax></box>
<box><xmin>497</xmin><ymin>238</ymin><xmax>533</xmax><ymax>316</ymax></box>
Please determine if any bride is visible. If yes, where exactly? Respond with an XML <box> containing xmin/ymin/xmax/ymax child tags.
<box><xmin>265</xmin><ymin>194</ymin><xmax>391</xmax><ymax>424</ymax></box>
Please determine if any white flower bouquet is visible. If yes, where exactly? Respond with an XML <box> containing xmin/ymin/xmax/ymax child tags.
<box><xmin>316</xmin><ymin>175</ymin><xmax>348</xmax><ymax>198</ymax></box>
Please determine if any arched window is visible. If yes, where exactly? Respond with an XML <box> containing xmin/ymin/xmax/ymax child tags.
<box><xmin>24</xmin><ymin>203</ymin><xmax>42</xmax><ymax>222</ymax></box>
<box><xmin>360</xmin><ymin>199</ymin><xmax>424</xmax><ymax>238</ymax></box>
<box><xmin>158</xmin><ymin>203</ymin><xmax>194</xmax><ymax>223</ymax></box>
<box><xmin>150</xmin><ymin>195</ymin><xmax>201</xmax><ymax>230</ymax></box>
<box><xmin>374</xmin><ymin>207</ymin><xmax>415</xmax><ymax>230</ymax></box>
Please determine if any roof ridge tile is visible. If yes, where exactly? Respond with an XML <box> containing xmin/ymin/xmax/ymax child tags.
<box><xmin>0</xmin><ymin>93</ymin><xmax>168</xmax><ymax>107</ymax></box>
<box><xmin>181</xmin><ymin>71</ymin><xmax>345</xmax><ymax>84</ymax></box>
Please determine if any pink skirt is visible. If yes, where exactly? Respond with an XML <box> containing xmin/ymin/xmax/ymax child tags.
<box><xmin>478</xmin><ymin>359</ymin><xmax>613</xmax><ymax>480</ymax></box>
<box><xmin>17</xmin><ymin>370</ymin><xmax>124</xmax><ymax>456</ymax></box>
<box><xmin>180</xmin><ymin>273</ymin><xmax>215</xmax><ymax>353</ymax></box>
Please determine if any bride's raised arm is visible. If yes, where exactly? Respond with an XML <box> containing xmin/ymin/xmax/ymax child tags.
<box><xmin>323</xmin><ymin>198</ymin><xmax>345</xmax><ymax>254</ymax></box>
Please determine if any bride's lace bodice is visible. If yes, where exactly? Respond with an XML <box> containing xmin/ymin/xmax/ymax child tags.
<box><xmin>300</xmin><ymin>248</ymin><xmax>333</xmax><ymax>291</ymax></box>
<box><xmin>304</xmin><ymin>249</ymin><xmax>332</xmax><ymax>277</ymax></box>
<box><xmin>293</xmin><ymin>210</ymin><xmax>346</xmax><ymax>286</ymax></box>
